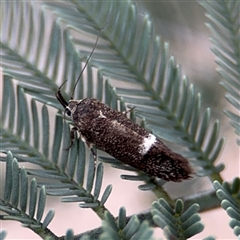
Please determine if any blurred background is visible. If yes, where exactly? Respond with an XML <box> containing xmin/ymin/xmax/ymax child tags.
<box><xmin>1</xmin><ymin>1</ymin><xmax>239</xmax><ymax>239</ymax></box>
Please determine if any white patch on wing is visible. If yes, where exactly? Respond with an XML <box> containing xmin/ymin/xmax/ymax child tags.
<box><xmin>139</xmin><ymin>134</ymin><xmax>156</xmax><ymax>155</ymax></box>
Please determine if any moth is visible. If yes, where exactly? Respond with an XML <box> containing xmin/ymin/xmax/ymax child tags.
<box><xmin>56</xmin><ymin>26</ymin><xmax>193</xmax><ymax>182</ymax></box>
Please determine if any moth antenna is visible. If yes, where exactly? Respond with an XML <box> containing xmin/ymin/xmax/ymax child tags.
<box><xmin>70</xmin><ymin>22</ymin><xmax>108</xmax><ymax>100</ymax></box>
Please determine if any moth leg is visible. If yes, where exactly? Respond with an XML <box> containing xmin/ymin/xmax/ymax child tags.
<box><xmin>65</xmin><ymin>126</ymin><xmax>78</xmax><ymax>150</ymax></box>
<box><xmin>87</xmin><ymin>142</ymin><xmax>97</xmax><ymax>170</ymax></box>
<box><xmin>91</xmin><ymin>147</ymin><xmax>97</xmax><ymax>166</ymax></box>
<box><xmin>122</xmin><ymin>107</ymin><xmax>135</xmax><ymax>116</ymax></box>
<box><xmin>79</xmin><ymin>133</ymin><xmax>97</xmax><ymax>170</ymax></box>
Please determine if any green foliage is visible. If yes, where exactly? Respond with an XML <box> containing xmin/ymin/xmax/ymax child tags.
<box><xmin>100</xmin><ymin>207</ymin><xmax>154</xmax><ymax>240</ymax></box>
<box><xmin>151</xmin><ymin>198</ymin><xmax>204</xmax><ymax>240</ymax></box>
<box><xmin>65</xmin><ymin>229</ymin><xmax>75</xmax><ymax>240</ymax></box>
<box><xmin>0</xmin><ymin>152</ymin><xmax>55</xmax><ymax>238</ymax></box>
<box><xmin>0</xmin><ymin>0</ymin><xmax>239</xmax><ymax>239</ymax></box>
<box><xmin>213</xmin><ymin>178</ymin><xmax>240</xmax><ymax>238</ymax></box>
<box><xmin>200</xmin><ymin>0</ymin><xmax>240</xmax><ymax>145</ymax></box>
<box><xmin>0</xmin><ymin>230</ymin><xmax>7</xmax><ymax>240</ymax></box>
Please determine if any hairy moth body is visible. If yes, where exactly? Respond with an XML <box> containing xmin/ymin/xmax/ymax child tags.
<box><xmin>63</xmin><ymin>97</ymin><xmax>193</xmax><ymax>182</ymax></box>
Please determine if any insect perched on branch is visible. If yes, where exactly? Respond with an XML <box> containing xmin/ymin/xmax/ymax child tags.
<box><xmin>55</xmin><ymin>24</ymin><xmax>193</xmax><ymax>182</ymax></box>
